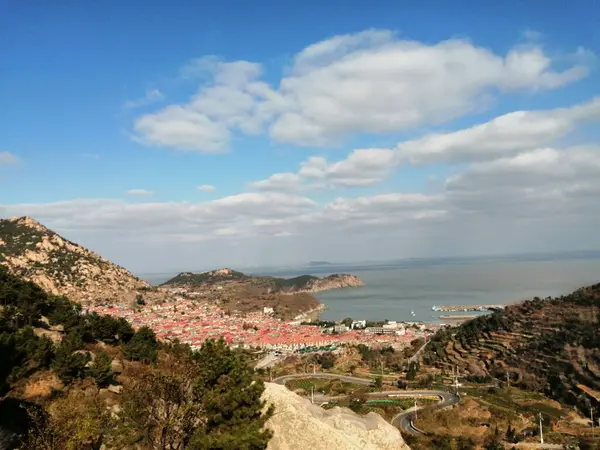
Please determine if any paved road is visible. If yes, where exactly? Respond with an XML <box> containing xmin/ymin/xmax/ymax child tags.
<box><xmin>273</xmin><ymin>372</ymin><xmax>375</xmax><ymax>386</ymax></box>
<box><xmin>273</xmin><ymin>372</ymin><xmax>459</xmax><ymax>435</ymax></box>
<box><xmin>390</xmin><ymin>391</ymin><xmax>459</xmax><ymax>435</ymax></box>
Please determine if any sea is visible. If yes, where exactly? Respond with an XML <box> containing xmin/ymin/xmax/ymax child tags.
<box><xmin>139</xmin><ymin>251</ymin><xmax>600</xmax><ymax>324</ymax></box>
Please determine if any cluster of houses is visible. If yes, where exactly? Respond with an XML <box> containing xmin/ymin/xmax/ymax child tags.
<box><xmin>85</xmin><ymin>298</ymin><xmax>436</xmax><ymax>351</ymax></box>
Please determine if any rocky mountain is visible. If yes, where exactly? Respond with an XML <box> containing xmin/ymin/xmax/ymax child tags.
<box><xmin>0</xmin><ymin>216</ymin><xmax>148</xmax><ymax>305</ymax></box>
<box><xmin>262</xmin><ymin>382</ymin><xmax>409</xmax><ymax>450</ymax></box>
<box><xmin>162</xmin><ymin>268</ymin><xmax>363</xmax><ymax>294</ymax></box>
<box><xmin>423</xmin><ymin>281</ymin><xmax>600</xmax><ymax>415</ymax></box>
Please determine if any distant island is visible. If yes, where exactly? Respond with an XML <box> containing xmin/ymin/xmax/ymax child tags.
<box><xmin>308</xmin><ymin>261</ymin><xmax>333</xmax><ymax>266</ymax></box>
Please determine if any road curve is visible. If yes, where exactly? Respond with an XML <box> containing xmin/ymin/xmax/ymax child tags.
<box><xmin>272</xmin><ymin>372</ymin><xmax>459</xmax><ymax>435</ymax></box>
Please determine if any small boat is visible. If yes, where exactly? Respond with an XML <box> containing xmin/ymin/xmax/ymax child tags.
<box><xmin>411</xmin><ymin>310</ymin><xmax>415</xmax><ymax>316</ymax></box>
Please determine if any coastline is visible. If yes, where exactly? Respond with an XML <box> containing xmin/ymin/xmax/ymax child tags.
<box><xmin>292</xmin><ymin>303</ymin><xmax>327</xmax><ymax>323</ymax></box>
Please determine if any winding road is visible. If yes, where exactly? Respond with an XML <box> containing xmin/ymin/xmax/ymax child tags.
<box><xmin>272</xmin><ymin>372</ymin><xmax>460</xmax><ymax>435</ymax></box>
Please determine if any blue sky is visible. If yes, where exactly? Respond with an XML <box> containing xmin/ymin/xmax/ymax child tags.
<box><xmin>1</xmin><ymin>0</ymin><xmax>600</xmax><ymax>273</ymax></box>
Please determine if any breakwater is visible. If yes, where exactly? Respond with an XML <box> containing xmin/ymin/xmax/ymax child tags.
<box><xmin>432</xmin><ymin>304</ymin><xmax>505</xmax><ymax>312</ymax></box>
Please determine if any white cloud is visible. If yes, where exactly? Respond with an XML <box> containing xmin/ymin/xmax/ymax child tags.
<box><xmin>269</xmin><ymin>34</ymin><xmax>588</xmax><ymax>146</ymax></box>
<box><xmin>123</xmin><ymin>89</ymin><xmax>165</xmax><ymax>109</ymax></box>
<box><xmin>133</xmin><ymin>105</ymin><xmax>231</xmax><ymax>153</ymax></box>
<box><xmin>397</xmin><ymin>97</ymin><xmax>600</xmax><ymax>165</ymax></box>
<box><xmin>3</xmin><ymin>144</ymin><xmax>600</xmax><ymax>272</ymax></box>
<box><xmin>249</xmin><ymin>172</ymin><xmax>304</xmax><ymax>192</ymax></box>
<box><xmin>247</xmin><ymin>96</ymin><xmax>600</xmax><ymax>199</ymax></box>
<box><xmin>0</xmin><ymin>151</ymin><xmax>20</xmax><ymax>166</ymax></box>
<box><xmin>133</xmin><ymin>57</ymin><xmax>276</xmax><ymax>153</ymax></box>
<box><xmin>196</xmin><ymin>184</ymin><xmax>216</xmax><ymax>192</ymax></box>
<box><xmin>126</xmin><ymin>189</ymin><xmax>154</xmax><ymax>196</ymax></box>
<box><xmin>0</xmin><ymin>192</ymin><xmax>317</xmax><ymax>242</ymax></box>
<box><xmin>250</xmin><ymin>148</ymin><xmax>397</xmax><ymax>191</ymax></box>
<box><xmin>132</xmin><ymin>30</ymin><xmax>591</xmax><ymax>151</ymax></box>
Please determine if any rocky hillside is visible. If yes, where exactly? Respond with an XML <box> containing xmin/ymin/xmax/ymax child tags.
<box><xmin>162</xmin><ymin>268</ymin><xmax>363</xmax><ymax>294</ymax></box>
<box><xmin>423</xmin><ymin>282</ymin><xmax>600</xmax><ymax>415</ymax></box>
<box><xmin>160</xmin><ymin>268</ymin><xmax>362</xmax><ymax>319</ymax></box>
<box><xmin>0</xmin><ymin>216</ymin><xmax>148</xmax><ymax>305</ymax></box>
<box><xmin>262</xmin><ymin>382</ymin><xmax>409</xmax><ymax>450</ymax></box>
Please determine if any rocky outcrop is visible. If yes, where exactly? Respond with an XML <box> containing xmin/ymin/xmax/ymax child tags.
<box><xmin>289</xmin><ymin>274</ymin><xmax>364</xmax><ymax>294</ymax></box>
<box><xmin>262</xmin><ymin>382</ymin><xmax>410</xmax><ymax>450</ymax></box>
<box><xmin>0</xmin><ymin>216</ymin><xmax>149</xmax><ymax>305</ymax></box>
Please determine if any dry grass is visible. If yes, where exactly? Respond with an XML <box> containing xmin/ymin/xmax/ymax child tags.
<box><xmin>22</xmin><ymin>370</ymin><xmax>63</xmax><ymax>399</ymax></box>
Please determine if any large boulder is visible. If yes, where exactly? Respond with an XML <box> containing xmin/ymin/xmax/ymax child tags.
<box><xmin>262</xmin><ymin>383</ymin><xmax>410</xmax><ymax>450</ymax></box>
<box><xmin>111</xmin><ymin>358</ymin><xmax>124</xmax><ymax>373</ymax></box>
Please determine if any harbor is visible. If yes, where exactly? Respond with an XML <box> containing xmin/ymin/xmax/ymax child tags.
<box><xmin>432</xmin><ymin>304</ymin><xmax>505</xmax><ymax>312</ymax></box>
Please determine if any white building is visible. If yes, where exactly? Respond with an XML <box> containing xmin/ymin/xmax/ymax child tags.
<box><xmin>263</xmin><ymin>307</ymin><xmax>274</xmax><ymax>314</ymax></box>
<box><xmin>351</xmin><ymin>320</ymin><xmax>367</xmax><ymax>329</ymax></box>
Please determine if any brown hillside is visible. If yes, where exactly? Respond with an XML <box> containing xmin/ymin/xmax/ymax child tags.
<box><xmin>423</xmin><ymin>282</ymin><xmax>600</xmax><ymax>414</ymax></box>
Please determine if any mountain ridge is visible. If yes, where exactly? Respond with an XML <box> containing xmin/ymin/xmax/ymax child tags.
<box><xmin>161</xmin><ymin>267</ymin><xmax>363</xmax><ymax>294</ymax></box>
<box><xmin>0</xmin><ymin>216</ymin><xmax>149</xmax><ymax>305</ymax></box>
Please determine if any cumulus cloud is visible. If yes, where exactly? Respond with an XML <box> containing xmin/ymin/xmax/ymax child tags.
<box><xmin>0</xmin><ymin>192</ymin><xmax>317</xmax><ymax>241</ymax></box>
<box><xmin>126</xmin><ymin>189</ymin><xmax>155</xmax><ymax>196</ymax></box>
<box><xmin>250</xmin><ymin>96</ymin><xmax>600</xmax><ymax>192</ymax></box>
<box><xmin>133</xmin><ymin>57</ymin><xmax>277</xmax><ymax>153</ymax></box>
<box><xmin>3</xmin><ymin>143</ymin><xmax>600</xmax><ymax>271</ymax></box>
<box><xmin>196</xmin><ymin>184</ymin><xmax>216</xmax><ymax>192</ymax></box>
<box><xmin>446</xmin><ymin>146</ymin><xmax>600</xmax><ymax>218</ymax></box>
<box><xmin>250</xmin><ymin>149</ymin><xmax>398</xmax><ymax>191</ymax></box>
<box><xmin>133</xmin><ymin>106</ymin><xmax>231</xmax><ymax>153</ymax></box>
<box><xmin>132</xmin><ymin>30</ymin><xmax>590</xmax><ymax>151</ymax></box>
<box><xmin>397</xmin><ymin>97</ymin><xmax>600</xmax><ymax>165</ymax></box>
<box><xmin>0</xmin><ymin>151</ymin><xmax>20</xmax><ymax>166</ymax></box>
<box><xmin>269</xmin><ymin>34</ymin><xmax>588</xmax><ymax>146</ymax></box>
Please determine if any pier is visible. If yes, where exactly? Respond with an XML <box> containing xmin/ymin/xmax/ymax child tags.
<box><xmin>432</xmin><ymin>304</ymin><xmax>505</xmax><ymax>312</ymax></box>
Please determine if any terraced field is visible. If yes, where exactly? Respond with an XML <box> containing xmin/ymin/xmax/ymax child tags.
<box><xmin>423</xmin><ymin>282</ymin><xmax>600</xmax><ymax>415</ymax></box>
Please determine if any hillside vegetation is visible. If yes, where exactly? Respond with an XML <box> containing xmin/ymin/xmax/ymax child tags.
<box><xmin>423</xmin><ymin>282</ymin><xmax>600</xmax><ymax>416</ymax></box>
<box><xmin>162</xmin><ymin>268</ymin><xmax>362</xmax><ymax>294</ymax></box>
<box><xmin>0</xmin><ymin>266</ymin><xmax>272</xmax><ymax>450</ymax></box>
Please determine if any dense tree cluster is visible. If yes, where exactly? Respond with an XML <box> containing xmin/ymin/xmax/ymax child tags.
<box><xmin>356</xmin><ymin>344</ymin><xmax>407</xmax><ymax>372</ymax></box>
<box><xmin>0</xmin><ymin>266</ymin><xmax>273</xmax><ymax>449</ymax></box>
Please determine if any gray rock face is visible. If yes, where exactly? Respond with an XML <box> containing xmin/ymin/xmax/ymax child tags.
<box><xmin>262</xmin><ymin>383</ymin><xmax>410</xmax><ymax>450</ymax></box>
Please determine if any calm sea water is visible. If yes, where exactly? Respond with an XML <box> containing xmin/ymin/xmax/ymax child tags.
<box><xmin>312</xmin><ymin>259</ymin><xmax>600</xmax><ymax>322</ymax></box>
<box><xmin>140</xmin><ymin>253</ymin><xmax>600</xmax><ymax>323</ymax></box>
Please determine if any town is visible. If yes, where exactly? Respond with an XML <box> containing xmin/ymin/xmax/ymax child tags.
<box><xmin>85</xmin><ymin>297</ymin><xmax>441</xmax><ymax>352</ymax></box>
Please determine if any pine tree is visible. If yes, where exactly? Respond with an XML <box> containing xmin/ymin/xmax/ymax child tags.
<box><xmin>51</xmin><ymin>329</ymin><xmax>89</xmax><ymax>384</ymax></box>
<box><xmin>189</xmin><ymin>338</ymin><xmax>273</xmax><ymax>449</ymax></box>
<box><xmin>123</xmin><ymin>326</ymin><xmax>158</xmax><ymax>363</ymax></box>
<box><xmin>115</xmin><ymin>338</ymin><xmax>273</xmax><ymax>450</ymax></box>
<box><xmin>88</xmin><ymin>351</ymin><xmax>114</xmax><ymax>387</ymax></box>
